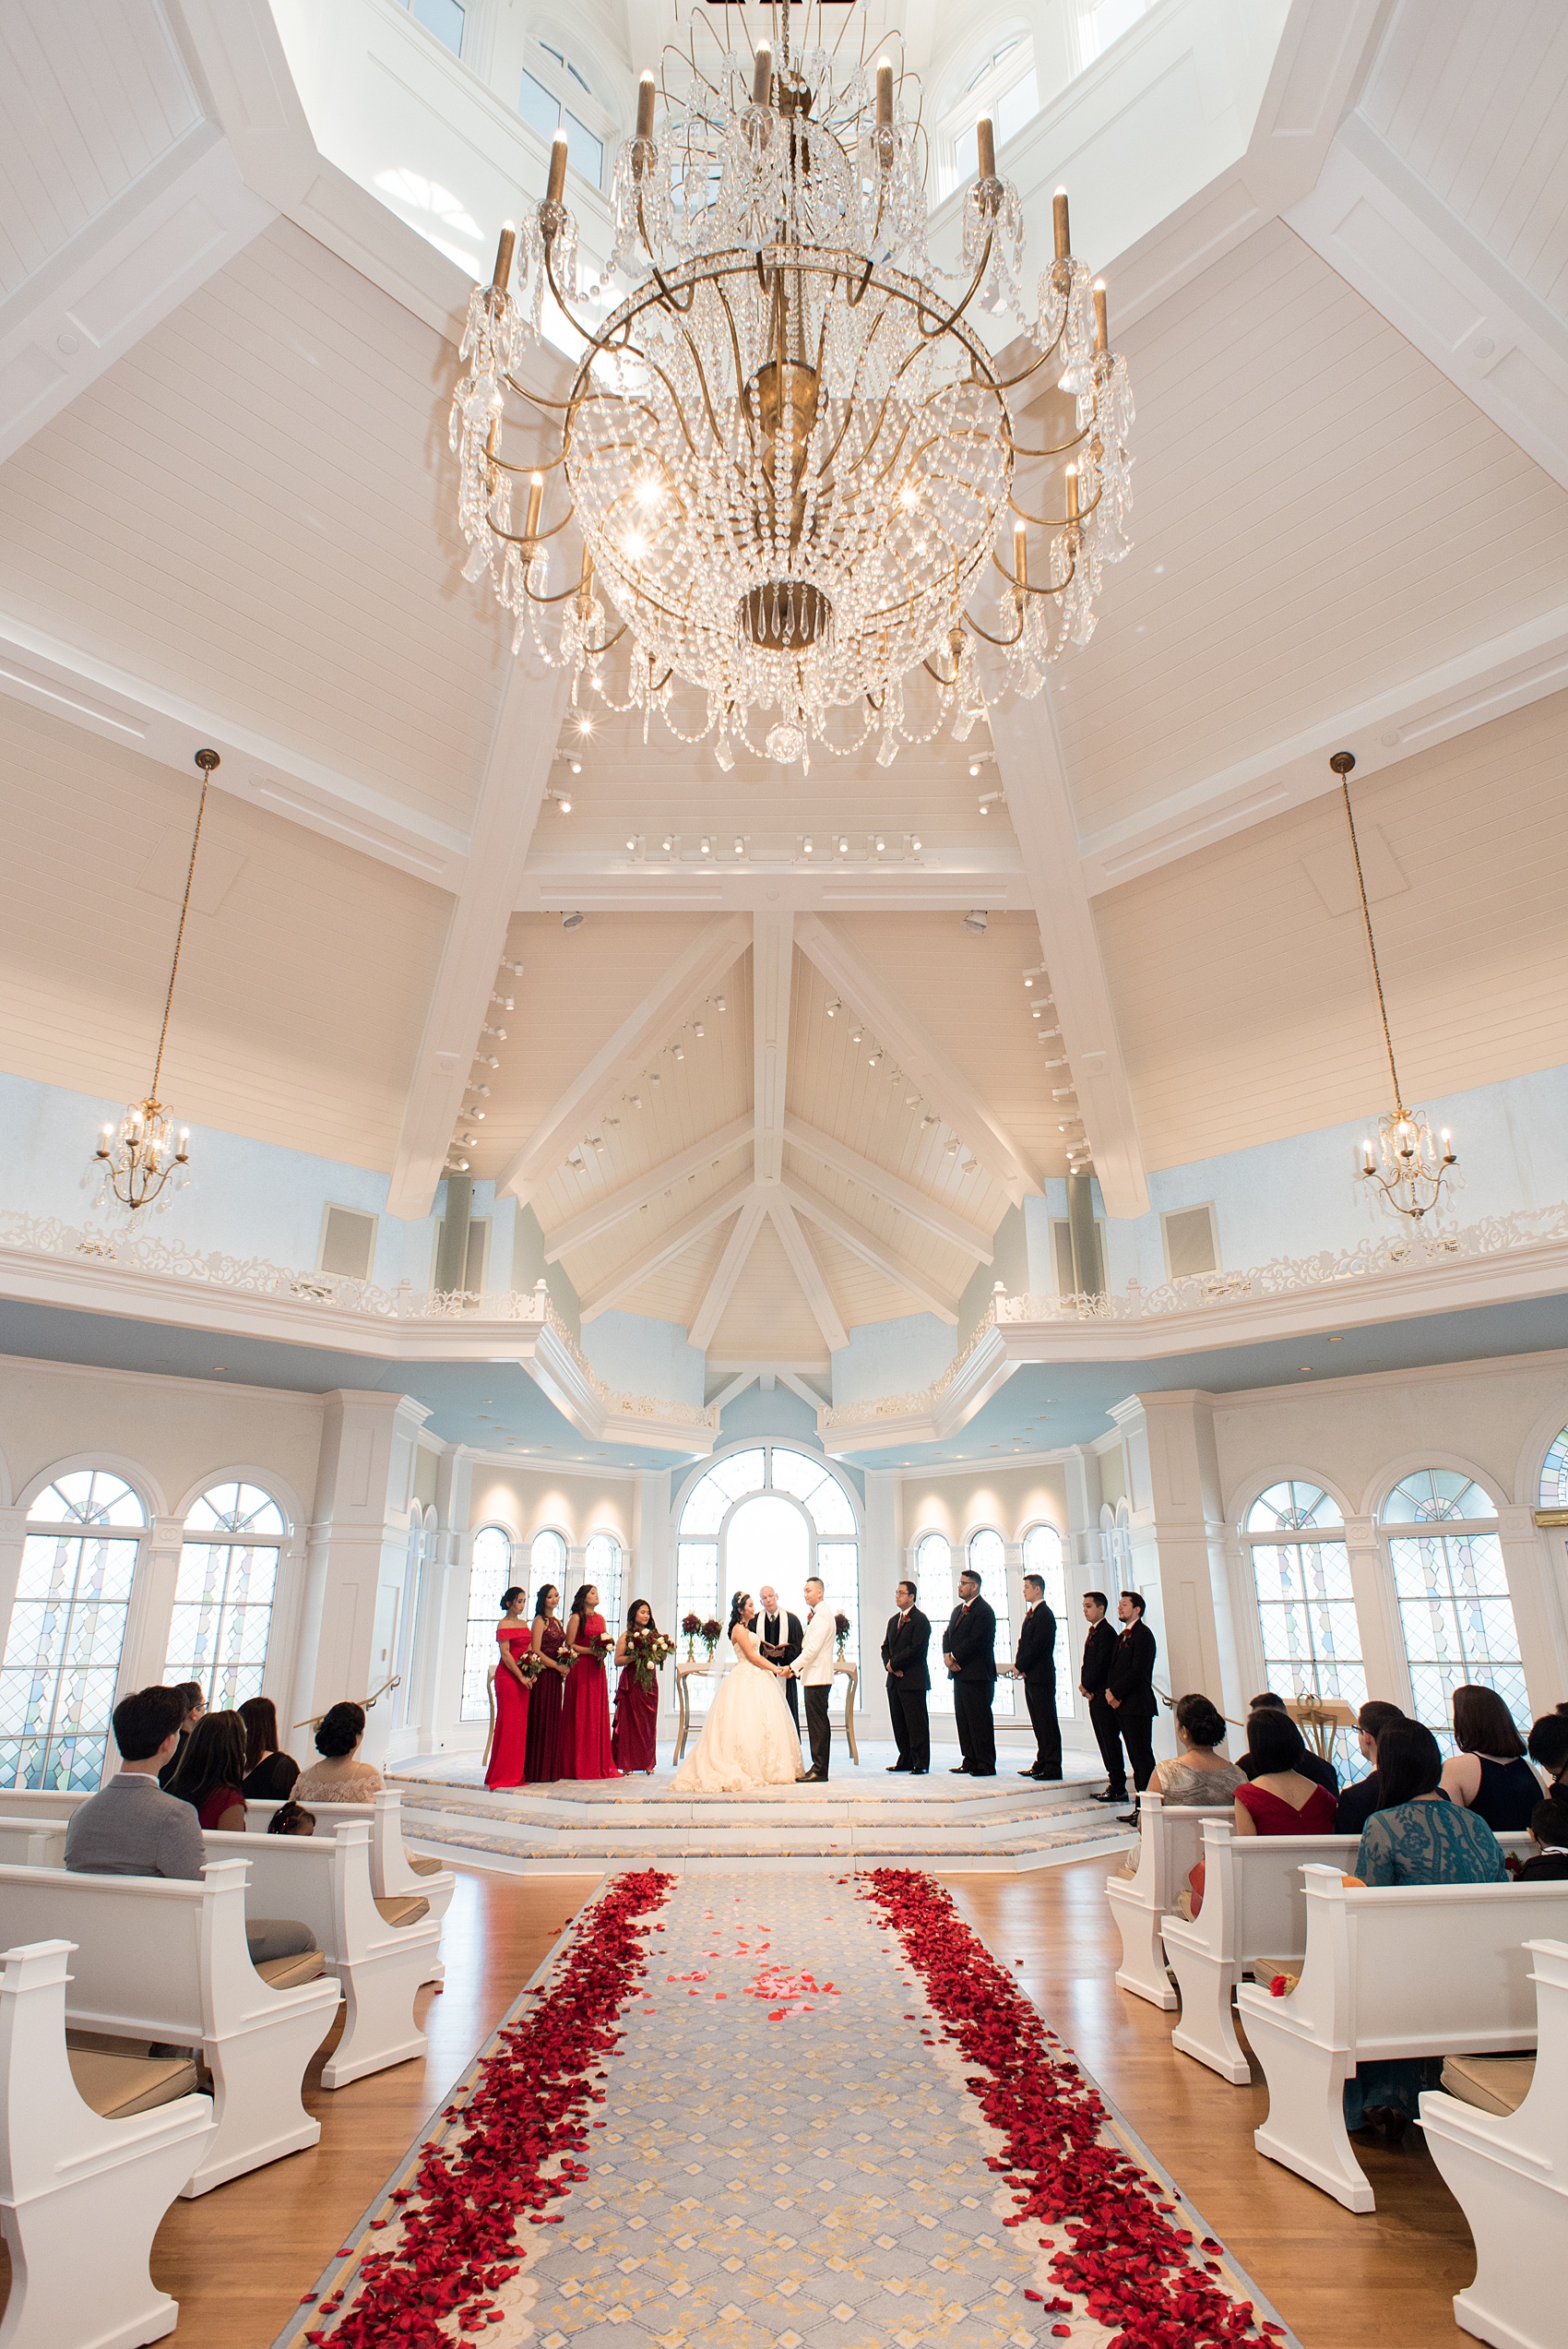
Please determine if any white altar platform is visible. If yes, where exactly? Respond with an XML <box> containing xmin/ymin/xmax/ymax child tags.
<box><xmin>388</xmin><ymin>1743</ymin><xmax>1134</xmax><ymax>1875</ymax></box>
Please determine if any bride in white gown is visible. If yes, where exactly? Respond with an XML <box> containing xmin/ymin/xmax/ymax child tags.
<box><xmin>671</xmin><ymin>1591</ymin><xmax>802</xmax><ymax>1794</ymax></box>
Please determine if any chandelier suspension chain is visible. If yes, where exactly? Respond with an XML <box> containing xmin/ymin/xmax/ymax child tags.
<box><xmin>1337</xmin><ymin>763</ymin><xmax>1403</xmax><ymax>1112</ymax></box>
<box><xmin>149</xmin><ymin>754</ymin><xmax>214</xmax><ymax>1103</ymax></box>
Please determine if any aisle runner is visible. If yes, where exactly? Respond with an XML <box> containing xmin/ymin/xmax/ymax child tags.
<box><xmin>280</xmin><ymin>1868</ymin><xmax>1298</xmax><ymax>2349</ymax></box>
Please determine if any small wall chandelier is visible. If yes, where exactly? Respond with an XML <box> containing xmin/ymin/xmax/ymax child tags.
<box><xmin>1333</xmin><ymin>750</ymin><xmax>1461</xmax><ymax>1223</ymax></box>
<box><xmin>448</xmin><ymin>2</ymin><xmax>1133</xmax><ymax>770</ymax></box>
<box><xmin>93</xmin><ymin>747</ymin><xmax>217</xmax><ymax>1214</ymax></box>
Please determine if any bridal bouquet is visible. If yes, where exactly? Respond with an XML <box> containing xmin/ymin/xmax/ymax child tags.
<box><xmin>627</xmin><ymin>1626</ymin><xmax>675</xmax><ymax>1691</ymax></box>
<box><xmin>577</xmin><ymin>1629</ymin><xmax>614</xmax><ymax>1665</ymax></box>
<box><xmin>512</xmin><ymin>1647</ymin><xmax>549</xmax><ymax>1686</ymax></box>
<box><xmin>834</xmin><ymin>1611</ymin><xmax>852</xmax><ymax>1655</ymax></box>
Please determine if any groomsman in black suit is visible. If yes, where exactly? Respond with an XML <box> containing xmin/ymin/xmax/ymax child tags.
<box><xmin>943</xmin><ymin>1568</ymin><xmax>997</xmax><ymax>1777</ymax></box>
<box><xmin>1010</xmin><ymin>1573</ymin><xmax>1062</xmax><ymax>1780</ymax></box>
<box><xmin>758</xmin><ymin>1583</ymin><xmax>803</xmax><ymax>1729</ymax></box>
<box><xmin>1105</xmin><ymin>1589</ymin><xmax>1158</xmax><ymax>1818</ymax></box>
<box><xmin>881</xmin><ymin>1579</ymin><xmax>931</xmax><ymax>1774</ymax></box>
<box><xmin>1079</xmin><ymin>1590</ymin><xmax>1125</xmax><ymax>1803</ymax></box>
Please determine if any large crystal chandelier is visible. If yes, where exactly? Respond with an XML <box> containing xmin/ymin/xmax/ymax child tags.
<box><xmin>448</xmin><ymin>3</ymin><xmax>1133</xmax><ymax>769</ymax></box>
<box><xmin>1334</xmin><ymin>751</ymin><xmax>1462</xmax><ymax>1224</ymax></box>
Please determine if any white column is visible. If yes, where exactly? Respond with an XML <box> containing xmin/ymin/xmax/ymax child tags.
<box><xmin>118</xmin><ymin>1517</ymin><xmax>186</xmax><ymax>1699</ymax></box>
<box><xmin>0</xmin><ymin>1508</ymin><xmax>27</xmax><ymax>1663</ymax></box>
<box><xmin>1059</xmin><ymin>1445</ymin><xmax>1104</xmax><ymax>1750</ymax></box>
<box><xmin>1498</xmin><ymin>1506</ymin><xmax>1568</xmax><ymax>1716</ymax></box>
<box><xmin>1342</xmin><ymin>1514</ymin><xmax>1408</xmax><ymax>1711</ymax></box>
<box><xmin>291</xmin><ymin>1389</ymin><xmax>434</xmax><ymax>1767</ymax></box>
<box><xmin>859</xmin><ymin>1469</ymin><xmax>901</xmax><ymax>1738</ymax></box>
<box><xmin>413</xmin><ymin>1448</ymin><xmax>472</xmax><ymax>1753</ymax></box>
<box><xmin>631</xmin><ymin>1470</ymin><xmax>674</xmax><ymax>1720</ymax></box>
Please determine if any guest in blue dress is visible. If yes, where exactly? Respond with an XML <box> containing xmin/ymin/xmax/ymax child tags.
<box><xmin>1346</xmin><ymin>1718</ymin><xmax>1506</xmax><ymax>2138</ymax></box>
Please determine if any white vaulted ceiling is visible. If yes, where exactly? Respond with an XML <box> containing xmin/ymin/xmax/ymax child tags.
<box><xmin>0</xmin><ymin>0</ymin><xmax>1566</xmax><ymax>1376</ymax></box>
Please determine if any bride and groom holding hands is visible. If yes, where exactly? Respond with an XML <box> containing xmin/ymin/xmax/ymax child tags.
<box><xmin>670</xmin><ymin>1580</ymin><xmax>837</xmax><ymax>1794</ymax></box>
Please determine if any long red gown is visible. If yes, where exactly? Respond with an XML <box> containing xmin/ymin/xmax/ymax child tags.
<box><xmin>484</xmin><ymin>1625</ymin><xmax>531</xmax><ymax>1789</ymax></box>
<box><xmin>560</xmin><ymin>1612</ymin><xmax>621</xmax><ymax>1781</ymax></box>
<box><xmin>524</xmin><ymin>1618</ymin><xmax>567</xmax><ymax>1783</ymax></box>
<box><xmin>612</xmin><ymin>1655</ymin><xmax>659</xmax><ymax>1774</ymax></box>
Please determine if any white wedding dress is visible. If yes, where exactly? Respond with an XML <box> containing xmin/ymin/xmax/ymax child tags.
<box><xmin>671</xmin><ymin>1624</ymin><xmax>802</xmax><ymax>1794</ymax></box>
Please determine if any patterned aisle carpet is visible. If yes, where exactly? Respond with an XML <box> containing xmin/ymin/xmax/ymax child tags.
<box><xmin>277</xmin><ymin>1868</ymin><xmax>1299</xmax><ymax>2349</ymax></box>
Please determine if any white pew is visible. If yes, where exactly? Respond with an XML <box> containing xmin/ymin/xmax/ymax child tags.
<box><xmin>0</xmin><ymin>1820</ymin><xmax>66</xmax><ymax>1869</ymax></box>
<box><xmin>0</xmin><ymin>1791</ymin><xmax>86</xmax><ymax>1824</ymax></box>
<box><xmin>244</xmin><ymin>1791</ymin><xmax>454</xmax><ymax>1984</ymax></box>
<box><xmin>1161</xmin><ymin>1821</ymin><xmax>1531</xmax><ymax>2082</ymax></box>
<box><xmin>1239</xmin><ymin>1868</ymin><xmax>1568</xmax><ymax>2212</ymax></box>
<box><xmin>1104</xmin><ymin>1795</ymin><xmax>1235</xmax><ymax>2009</ymax></box>
<box><xmin>1420</xmin><ymin>1937</ymin><xmax>1566</xmax><ymax>2349</ymax></box>
<box><xmin>0</xmin><ymin>1860</ymin><xmax>339</xmax><ymax>2199</ymax></box>
<box><xmin>202</xmin><ymin>1820</ymin><xmax>440</xmax><ymax>2088</ymax></box>
<box><xmin>0</xmin><ymin>1938</ymin><xmax>214</xmax><ymax>2349</ymax></box>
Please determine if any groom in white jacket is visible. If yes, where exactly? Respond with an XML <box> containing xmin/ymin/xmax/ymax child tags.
<box><xmin>792</xmin><ymin>1575</ymin><xmax>835</xmax><ymax>1782</ymax></box>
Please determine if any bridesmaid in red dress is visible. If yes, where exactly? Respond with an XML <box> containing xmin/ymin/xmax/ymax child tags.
<box><xmin>523</xmin><ymin>1583</ymin><xmax>571</xmax><ymax>1784</ymax></box>
<box><xmin>484</xmin><ymin>1587</ymin><xmax>532</xmax><ymax>1790</ymax></box>
<box><xmin>560</xmin><ymin>1581</ymin><xmax>621</xmax><ymax>1781</ymax></box>
<box><xmin>612</xmin><ymin>1598</ymin><xmax>660</xmax><ymax>1775</ymax></box>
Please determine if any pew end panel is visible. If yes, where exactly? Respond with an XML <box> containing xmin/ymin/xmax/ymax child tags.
<box><xmin>1421</xmin><ymin>1937</ymin><xmax>1568</xmax><ymax>2349</ymax></box>
<box><xmin>1241</xmin><ymin>1874</ymin><xmax>1568</xmax><ymax>2215</ymax></box>
<box><xmin>0</xmin><ymin>1936</ymin><xmax>214</xmax><ymax>2349</ymax></box>
<box><xmin>1105</xmin><ymin>1795</ymin><xmax>1234</xmax><ymax>2010</ymax></box>
<box><xmin>243</xmin><ymin>1792</ymin><xmax>454</xmax><ymax>1984</ymax></box>
<box><xmin>0</xmin><ymin>1822</ymin><xmax>67</xmax><ymax>1870</ymax></box>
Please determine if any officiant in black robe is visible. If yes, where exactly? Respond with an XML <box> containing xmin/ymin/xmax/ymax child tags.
<box><xmin>757</xmin><ymin>1585</ymin><xmax>803</xmax><ymax>1727</ymax></box>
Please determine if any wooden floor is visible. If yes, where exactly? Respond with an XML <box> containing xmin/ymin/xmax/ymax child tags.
<box><xmin>9</xmin><ymin>1857</ymin><xmax>1482</xmax><ymax>2348</ymax></box>
<box><xmin>943</xmin><ymin>1856</ymin><xmax>1479</xmax><ymax>2349</ymax></box>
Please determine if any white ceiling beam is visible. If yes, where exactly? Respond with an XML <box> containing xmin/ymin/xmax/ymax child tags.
<box><xmin>541</xmin><ymin>1115</ymin><xmax>754</xmax><ymax>1261</ymax></box>
<box><xmin>0</xmin><ymin>614</ymin><xmax>469</xmax><ymax>888</ymax></box>
<box><xmin>386</xmin><ymin>657</ymin><xmax>570</xmax><ymax>1218</ymax></box>
<box><xmin>782</xmin><ymin>1115</ymin><xmax>995</xmax><ymax>1264</ymax></box>
<box><xmin>766</xmin><ymin>1198</ymin><xmax>849</xmax><ymax>1356</ymax></box>
<box><xmin>986</xmin><ymin>692</ymin><xmax>1148</xmax><ymax>1220</ymax></box>
<box><xmin>793</xmin><ymin>912</ymin><xmax>1039</xmax><ymax>1210</ymax></box>
<box><xmin>753</xmin><ymin>911</ymin><xmax>793</xmax><ymax>1188</ymax></box>
<box><xmin>1289</xmin><ymin>110</ymin><xmax>1568</xmax><ymax>493</ymax></box>
<box><xmin>688</xmin><ymin>1194</ymin><xmax>768</xmax><ymax>1353</ymax></box>
<box><xmin>705</xmin><ymin>1368</ymin><xmax>761</xmax><ymax>1414</ymax></box>
<box><xmin>496</xmin><ymin>913</ymin><xmax>752</xmax><ymax>1207</ymax></box>
<box><xmin>1076</xmin><ymin>601</ymin><xmax>1568</xmax><ymax>895</ymax></box>
<box><xmin>0</xmin><ymin>120</ymin><xmax>275</xmax><ymax>465</ymax></box>
<box><xmin>780</xmin><ymin>1176</ymin><xmax>960</xmax><ymax>1327</ymax></box>
<box><xmin>576</xmin><ymin>1170</ymin><xmax>756</xmax><ymax>1322</ymax></box>
<box><xmin>521</xmin><ymin>861</ymin><xmax>1025</xmax><ymax>914</ymax></box>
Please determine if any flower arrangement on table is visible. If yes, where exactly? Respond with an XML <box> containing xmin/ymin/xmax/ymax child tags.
<box><xmin>833</xmin><ymin>1611</ymin><xmax>852</xmax><ymax>1656</ymax></box>
<box><xmin>627</xmin><ymin>1626</ymin><xmax>676</xmax><ymax>1692</ymax></box>
<box><xmin>681</xmin><ymin>1611</ymin><xmax>703</xmax><ymax>1661</ymax></box>
<box><xmin>700</xmin><ymin>1616</ymin><xmax>722</xmax><ymax>1658</ymax></box>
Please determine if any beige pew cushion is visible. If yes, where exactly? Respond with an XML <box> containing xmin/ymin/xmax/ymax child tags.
<box><xmin>374</xmin><ymin>1894</ymin><xmax>431</xmax><ymax>1928</ymax></box>
<box><xmin>1440</xmin><ymin>2055</ymin><xmax>1536</xmax><ymax>2116</ymax></box>
<box><xmin>68</xmin><ymin>2047</ymin><xmax>199</xmax><ymax>2118</ymax></box>
<box><xmin>406</xmin><ymin>1853</ymin><xmax>443</xmax><ymax>1878</ymax></box>
<box><xmin>255</xmin><ymin>1949</ymin><xmax>329</xmax><ymax>1989</ymax></box>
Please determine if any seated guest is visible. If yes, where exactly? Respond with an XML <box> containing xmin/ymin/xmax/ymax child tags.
<box><xmin>1440</xmin><ymin>1684</ymin><xmax>1543</xmax><ymax>1830</ymax></box>
<box><xmin>267</xmin><ymin>1803</ymin><xmax>316</xmax><ymax>1837</ymax></box>
<box><xmin>156</xmin><ymin>1681</ymin><xmax>206</xmax><ymax>1787</ymax></box>
<box><xmin>294</xmin><ymin>1702</ymin><xmax>384</xmax><ymax>1802</ymax></box>
<box><xmin>1347</xmin><ymin>1718</ymin><xmax>1507</xmax><ymax>2140</ymax></box>
<box><xmin>1233</xmin><ymin>1708</ymin><xmax>1337</xmax><ymax>1836</ymax></box>
<box><xmin>1526</xmin><ymin>1708</ymin><xmax>1568</xmax><ymax>1791</ymax></box>
<box><xmin>1334</xmin><ymin>1699</ymin><xmax>1407</xmax><ymax>1834</ymax></box>
<box><xmin>165</xmin><ymin>1711</ymin><xmax>249</xmax><ymax>1829</ymax></box>
<box><xmin>1149</xmin><ymin>1694</ymin><xmax>1244</xmax><ymax>1805</ymax></box>
<box><xmin>1239</xmin><ymin>1692</ymin><xmax>1337</xmax><ymax>1794</ymax></box>
<box><xmin>237</xmin><ymin>1696</ymin><xmax>300</xmax><ymax>1802</ymax></box>
<box><xmin>66</xmin><ymin>1689</ymin><xmax>315</xmax><ymax>1967</ymax></box>
<box><xmin>1515</xmin><ymin>1795</ymin><xmax>1568</xmax><ymax>1881</ymax></box>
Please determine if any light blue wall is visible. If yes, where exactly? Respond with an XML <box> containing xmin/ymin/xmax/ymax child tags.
<box><xmin>581</xmin><ymin>1309</ymin><xmax>706</xmax><ymax>1407</ymax></box>
<box><xmin>830</xmin><ymin>1311</ymin><xmax>956</xmax><ymax>1404</ymax></box>
<box><xmin>718</xmin><ymin>1383</ymin><xmax>825</xmax><ymax>1447</ymax></box>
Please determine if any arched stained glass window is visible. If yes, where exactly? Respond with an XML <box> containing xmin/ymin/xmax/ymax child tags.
<box><xmin>1540</xmin><ymin>1425</ymin><xmax>1568</xmax><ymax>1513</ymax></box>
<box><xmin>1022</xmin><ymin>1524</ymin><xmax>1073</xmax><ymax>1720</ymax></box>
<box><xmin>585</xmin><ymin>1532</ymin><xmax>625</xmax><ymax>1628</ymax></box>
<box><xmin>164</xmin><ymin>1482</ymin><xmax>284</xmax><ymax>1711</ymax></box>
<box><xmin>913</xmin><ymin>1532</ymin><xmax>956</xmax><ymax>1715</ymax></box>
<box><xmin>1243</xmin><ymin>1480</ymin><xmax>1363</xmax><ymax>1776</ymax></box>
<box><xmin>1382</xmin><ymin>1471</ymin><xmax>1524</xmax><ymax>1740</ymax></box>
<box><xmin>462</xmin><ymin>1524</ymin><xmax>515</xmax><ymax>1722</ymax></box>
<box><xmin>968</xmin><ymin>1529</ymin><xmax>1015</xmax><ymax>1719</ymax></box>
<box><xmin>676</xmin><ymin>1448</ymin><xmax>861</xmax><ymax>1717</ymax></box>
<box><xmin>1</xmin><ymin>1471</ymin><xmax>146</xmax><ymax>1793</ymax></box>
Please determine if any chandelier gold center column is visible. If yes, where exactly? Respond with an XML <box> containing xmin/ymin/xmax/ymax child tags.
<box><xmin>447</xmin><ymin>1</ymin><xmax>1134</xmax><ymax>770</ymax></box>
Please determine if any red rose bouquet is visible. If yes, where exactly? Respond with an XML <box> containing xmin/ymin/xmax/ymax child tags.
<box><xmin>834</xmin><ymin>1610</ymin><xmax>852</xmax><ymax>1655</ymax></box>
<box><xmin>681</xmin><ymin>1610</ymin><xmax>703</xmax><ymax>1659</ymax></box>
<box><xmin>628</xmin><ymin>1625</ymin><xmax>676</xmax><ymax>1691</ymax></box>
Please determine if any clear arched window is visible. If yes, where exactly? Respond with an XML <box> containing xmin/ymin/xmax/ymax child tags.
<box><xmin>913</xmin><ymin>1532</ymin><xmax>956</xmax><ymax>1715</ymax></box>
<box><xmin>1243</xmin><ymin>1480</ymin><xmax>1363</xmax><ymax>1775</ymax></box>
<box><xmin>395</xmin><ymin>0</ymin><xmax>464</xmax><ymax>59</ymax></box>
<box><xmin>967</xmin><ymin>1530</ymin><xmax>1015</xmax><ymax>1719</ymax></box>
<box><xmin>517</xmin><ymin>34</ymin><xmax>612</xmax><ymax>189</ymax></box>
<box><xmin>462</xmin><ymin>1524</ymin><xmax>515</xmax><ymax>1722</ymax></box>
<box><xmin>585</xmin><ymin>1532</ymin><xmax>624</xmax><ymax>1628</ymax></box>
<box><xmin>676</xmin><ymin>1448</ymin><xmax>861</xmax><ymax>1716</ymax></box>
<box><xmin>165</xmin><ymin>1482</ymin><xmax>285</xmax><ymax>1711</ymax></box>
<box><xmin>1022</xmin><ymin>1524</ymin><xmax>1073</xmax><ymax>1720</ymax></box>
<box><xmin>0</xmin><ymin>1471</ymin><xmax>146</xmax><ymax>1793</ymax></box>
<box><xmin>1382</xmin><ymin>1471</ymin><xmax>1525</xmax><ymax>1740</ymax></box>
<box><xmin>934</xmin><ymin>30</ymin><xmax>1039</xmax><ymax>196</ymax></box>
<box><xmin>1541</xmin><ymin>1425</ymin><xmax>1568</xmax><ymax>1512</ymax></box>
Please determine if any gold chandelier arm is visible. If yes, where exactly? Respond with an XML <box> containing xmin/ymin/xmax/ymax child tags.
<box><xmin>524</xmin><ymin>568</ymin><xmax>603</xmax><ymax>606</ymax></box>
<box><xmin>1006</xmin><ymin>479</ymin><xmax>1101</xmax><ymax>530</ymax></box>
<box><xmin>960</xmin><ymin>605</ymin><xmax>1027</xmax><ymax>649</ymax></box>
<box><xmin>1001</xmin><ymin>417</ymin><xmax>1092</xmax><ymax>460</ymax></box>
<box><xmin>540</xmin><ymin>241</ymin><xmax>615</xmax><ymax>355</ymax></box>
<box><xmin>816</xmin><ymin>301</ymin><xmax>895</xmax><ymax>473</ymax></box>
<box><xmin>488</xmin><ymin>506</ymin><xmax>578</xmax><ymax>549</ymax></box>
<box><xmin>914</xmin><ymin>236</ymin><xmax>993</xmax><ymax>343</ymax></box>
<box><xmin>990</xmin><ymin>549</ymin><xmax>1075</xmax><ymax>599</ymax></box>
<box><xmin>636</xmin><ymin>188</ymin><xmax>699</xmax><ymax>315</ymax></box>
<box><xmin>986</xmin><ymin>315</ymin><xmax>1075</xmax><ymax>393</ymax></box>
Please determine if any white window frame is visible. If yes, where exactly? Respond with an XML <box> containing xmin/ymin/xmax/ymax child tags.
<box><xmin>911</xmin><ymin>1531</ymin><xmax>957</xmax><ymax>1714</ymax></box>
<box><xmin>674</xmin><ymin>1445</ymin><xmax>861</xmax><ymax>1715</ymax></box>
<box><xmin>518</xmin><ymin>31</ymin><xmax>617</xmax><ymax>191</ymax></box>
<box><xmin>461</xmin><ymin>1522</ymin><xmax>517</xmax><ymax>1723</ymax></box>
<box><xmin>1378</xmin><ymin>1469</ymin><xmax>1526</xmax><ymax>1745</ymax></box>
<box><xmin>2</xmin><ymin>1468</ymin><xmax>148</xmax><ymax>1793</ymax></box>
<box><xmin>395</xmin><ymin>0</ymin><xmax>468</xmax><ymax>62</ymax></box>
<box><xmin>933</xmin><ymin>29</ymin><xmax>1039</xmax><ymax>197</ymax></box>
<box><xmin>584</xmin><ymin>1531</ymin><xmax>625</xmax><ymax>1629</ymax></box>
<box><xmin>165</xmin><ymin>1480</ymin><xmax>287</xmax><ymax>1712</ymax></box>
<box><xmin>1241</xmin><ymin>1478</ymin><xmax>1364</xmax><ymax>1777</ymax></box>
<box><xmin>966</xmin><ymin>1528</ymin><xmax>1016</xmax><ymax>1718</ymax></box>
<box><xmin>1021</xmin><ymin>1521</ymin><xmax>1074</xmax><ymax>1719</ymax></box>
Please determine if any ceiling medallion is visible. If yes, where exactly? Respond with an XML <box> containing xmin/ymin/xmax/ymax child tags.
<box><xmin>448</xmin><ymin>2</ymin><xmax>1133</xmax><ymax>769</ymax></box>
<box><xmin>1334</xmin><ymin>751</ymin><xmax>1462</xmax><ymax>1223</ymax></box>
